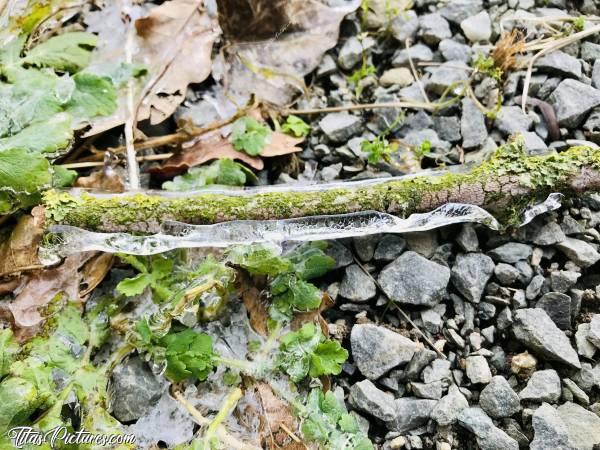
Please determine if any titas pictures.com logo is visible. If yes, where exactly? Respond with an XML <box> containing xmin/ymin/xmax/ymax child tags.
<box><xmin>8</xmin><ymin>426</ymin><xmax>137</xmax><ymax>448</ymax></box>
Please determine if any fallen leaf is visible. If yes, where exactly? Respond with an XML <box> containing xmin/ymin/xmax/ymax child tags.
<box><xmin>74</xmin><ymin>152</ymin><xmax>125</xmax><ymax>192</ymax></box>
<box><xmin>0</xmin><ymin>210</ymin><xmax>45</xmax><ymax>276</ymax></box>
<box><xmin>254</xmin><ymin>382</ymin><xmax>300</xmax><ymax>450</ymax></box>
<box><xmin>291</xmin><ymin>292</ymin><xmax>334</xmax><ymax>336</ymax></box>
<box><xmin>216</xmin><ymin>0</ymin><xmax>360</xmax><ymax>105</ymax></box>
<box><xmin>83</xmin><ymin>0</ymin><xmax>218</xmax><ymax>135</ymax></box>
<box><xmin>259</xmin><ymin>133</ymin><xmax>304</xmax><ymax>157</ymax></box>
<box><xmin>149</xmin><ymin>134</ymin><xmax>264</xmax><ymax>178</ymax></box>
<box><xmin>80</xmin><ymin>253</ymin><xmax>114</xmax><ymax>296</ymax></box>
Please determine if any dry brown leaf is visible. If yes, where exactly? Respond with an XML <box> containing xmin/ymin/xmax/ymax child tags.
<box><xmin>149</xmin><ymin>134</ymin><xmax>264</xmax><ymax>178</ymax></box>
<box><xmin>0</xmin><ymin>209</ymin><xmax>46</xmax><ymax>276</ymax></box>
<box><xmin>8</xmin><ymin>254</ymin><xmax>83</xmax><ymax>338</ymax></box>
<box><xmin>74</xmin><ymin>154</ymin><xmax>126</xmax><ymax>192</ymax></box>
<box><xmin>80</xmin><ymin>253</ymin><xmax>114</xmax><ymax>297</ymax></box>
<box><xmin>255</xmin><ymin>382</ymin><xmax>300</xmax><ymax>450</ymax></box>
<box><xmin>83</xmin><ymin>0</ymin><xmax>219</xmax><ymax>135</ymax></box>
<box><xmin>260</xmin><ymin>133</ymin><xmax>304</xmax><ymax>157</ymax></box>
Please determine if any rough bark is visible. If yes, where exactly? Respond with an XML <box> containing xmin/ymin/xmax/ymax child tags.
<box><xmin>43</xmin><ymin>146</ymin><xmax>600</xmax><ymax>233</ymax></box>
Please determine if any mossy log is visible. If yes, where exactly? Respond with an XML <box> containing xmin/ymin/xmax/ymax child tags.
<box><xmin>43</xmin><ymin>145</ymin><xmax>600</xmax><ymax>233</ymax></box>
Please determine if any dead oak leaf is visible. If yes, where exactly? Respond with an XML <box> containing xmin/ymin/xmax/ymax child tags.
<box><xmin>0</xmin><ymin>212</ymin><xmax>45</xmax><ymax>276</ymax></box>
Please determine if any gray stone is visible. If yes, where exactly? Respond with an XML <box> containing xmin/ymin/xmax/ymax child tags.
<box><xmin>555</xmin><ymin>237</ymin><xmax>600</xmax><ymax>268</ymax></box>
<box><xmin>461</xmin><ymin>11</ymin><xmax>491</xmax><ymax>42</ymax></box>
<box><xmin>495</xmin><ymin>106</ymin><xmax>533</xmax><ymax>136</ymax></box>
<box><xmin>440</xmin><ymin>0</ymin><xmax>483</xmax><ymax>24</ymax></box>
<box><xmin>480</xmin><ymin>376</ymin><xmax>521</xmax><ymax>418</ymax></box>
<box><xmin>439</xmin><ymin>39</ymin><xmax>471</xmax><ymax>63</ymax></box>
<box><xmin>521</xmin><ymin>131</ymin><xmax>548</xmax><ymax>155</ymax></box>
<box><xmin>374</xmin><ymin>235</ymin><xmax>406</xmax><ymax>262</ymax></box>
<box><xmin>403</xmin><ymin>128</ymin><xmax>451</xmax><ymax>154</ymax></box>
<box><xmin>319</xmin><ymin>113</ymin><xmax>363</xmax><ymax>143</ymax></box>
<box><xmin>378</xmin><ymin>251</ymin><xmax>450</xmax><ymax>307</ymax></box>
<box><xmin>536</xmin><ymin>51</ymin><xmax>582</xmax><ymax>79</ymax></box>
<box><xmin>422</xmin><ymin>359</ymin><xmax>452</xmax><ymax>384</ymax></box>
<box><xmin>561</xmin><ymin>216</ymin><xmax>584</xmax><ymax>235</ymax></box>
<box><xmin>581</xmin><ymin>42</ymin><xmax>600</xmax><ymax>62</ymax></box>
<box><xmin>325</xmin><ymin>240</ymin><xmax>353</xmax><ymax>269</ymax></box>
<box><xmin>533</xmin><ymin>221</ymin><xmax>566</xmax><ymax>246</ymax></box>
<box><xmin>431</xmin><ymin>384</ymin><xmax>469</xmax><ymax>426</ymax></box>
<box><xmin>433</xmin><ymin>115</ymin><xmax>461</xmax><ymax>142</ymax></box>
<box><xmin>386</xmin><ymin>397</ymin><xmax>437</xmax><ymax>432</ymax></box>
<box><xmin>513</xmin><ymin>308</ymin><xmax>580</xmax><ymax>368</ymax></box>
<box><xmin>589</xmin><ymin>314</ymin><xmax>600</xmax><ymax>348</ymax></box>
<box><xmin>390</xmin><ymin>9</ymin><xmax>419</xmax><ymax>42</ymax></box>
<box><xmin>349</xmin><ymin>379</ymin><xmax>397</xmax><ymax>422</ymax></box>
<box><xmin>461</xmin><ymin>97</ymin><xmax>488</xmax><ymax>149</ymax></box>
<box><xmin>419</xmin><ymin>13</ymin><xmax>451</xmax><ymax>45</ymax></box>
<box><xmin>562</xmin><ymin>378</ymin><xmax>589</xmax><ymax>405</ymax></box>
<box><xmin>536</xmin><ymin>292</ymin><xmax>572</xmax><ymax>330</ymax></box>
<box><xmin>494</xmin><ymin>263</ymin><xmax>521</xmax><ymax>285</ymax></box>
<box><xmin>392</xmin><ymin>44</ymin><xmax>433</xmax><ymax>68</ymax></box>
<box><xmin>351</xmin><ymin>324</ymin><xmax>417</xmax><ymax>379</ymax></box>
<box><xmin>549</xmin><ymin>79</ymin><xmax>600</xmax><ymax>128</ymax></box>
<box><xmin>411</xmin><ymin>381</ymin><xmax>444</xmax><ymax>400</ymax></box>
<box><xmin>420</xmin><ymin>309</ymin><xmax>442</xmax><ymax>334</ymax></box>
<box><xmin>519</xmin><ymin>369</ymin><xmax>562</xmax><ymax>403</ymax></box>
<box><xmin>530</xmin><ymin>403</ymin><xmax>575</xmax><ymax>450</ymax></box>
<box><xmin>466</xmin><ymin>355</ymin><xmax>492</xmax><ymax>384</ymax></box>
<box><xmin>457</xmin><ymin>224</ymin><xmax>479</xmax><ymax>252</ymax></box>
<box><xmin>380</xmin><ymin>67</ymin><xmax>414</xmax><ymax>87</ymax></box>
<box><xmin>337</xmin><ymin>36</ymin><xmax>375</xmax><ymax>70</ymax></box>
<box><xmin>557</xmin><ymin>401</ymin><xmax>600</xmax><ymax>450</ymax></box>
<box><xmin>110</xmin><ymin>356</ymin><xmax>163</xmax><ymax>422</ymax></box>
<box><xmin>592</xmin><ymin>60</ymin><xmax>600</xmax><ymax>90</ymax></box>
<box><xmin>457</xmin><ymin>407</ymin><xmax>519</xmax><ymax>450</ymax></box>
<box><xmin>427</xmin><ymin>62</ymin><xmax>471</xmax><ymax>96</ymax></box>
<box><xmin>488</xmin><ymin>243</ymin><xmax>532</xmax><ymax>264</ymax></box>
<box><xmin>404</xmin><ymin>231</ymin><xmax>439</xmax><ymax>258</ymax></box>
<box><xmin>526</xmin><ymin>274</ymin><xmax>545</xmax><ymax>300</ymax></box>
<box><xmin>575</xmin><ymin>323</ymin><xmax>597</xmax><ymax>358</ymax></box>
<box><xmin>405</xmin><ymin>349</ymin><xmax>437</xmax><ymax>380</ymax></box>
<box><xmin>451</xmin><ymin>253</ymin><xmax>495</xmax><ymax>303</ymax></box>
<box><xmin>353</xmin><ymin>234</ymin><xmax>379</xmax><ymax>262</ymax></box>
<box><xmin>339</xmin><ymin>264</ymin><xmax>376</xmax><ymax>303</ymax></box>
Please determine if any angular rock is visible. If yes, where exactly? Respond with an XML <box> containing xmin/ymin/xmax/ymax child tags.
<box><xmin>351</xmin><ymin>323</ymin><xmax>417</xmax><ymax>379</ymax></box>
<box><xmin>519</xmin><ymin>369</ymin><xmax>562</xmax><ymax>403</ymax></box>
<box><xmin>439</xmin><ymin>39</ymin><xmax>472</xmax><ymax>63</ymax></box>
<box><xmin>411</xmin><ymin>381</ymin><xmax>444</xmax><ymax>400</ymax></box>
<box><xmin>386</xmin><ymin>397</ymin><xmax>437</xmax><ymax>432</ymax></box>
<box><xmin>374</xmin><ymin>235</ymin><xmax>406</xmax><ymax>262</ymax></box>
<box><xmin>419</xmin><ymin>13</ymin><xmax>451</xmax><ymax>45</ymax></box>
<box><xmin>349</xmin><ymin>379</ymin><xmax>397</xmax><ymax>422</ymax></box>
<box><xmin>390</xmin><ymin>10</ymin><xmax>419</xmax><ymax>42</ymax></box>
<box><xmin>513</xmin><ymin>308</ymin><xmax>580</xmax><ymax>369</ymax></box>
<box><xmin>337</xmin><ymin>36</ymin><xmax>375</xmax><ymax>70</ymax></box>
<box><xmin>589</xmin><ymin>314</ymin><xmax>600</xmax><ymax>349</ymax></box>
<box><xmin>339</xmin><ymin>264</ymin><xmax>376</xmax><ymax>303</ymax></box>
<box><xmin>405</xmin><ymin>349</ymin><xmax>437</xmax><ymax>380</ymax></box>
<box><xmin>536</xmin><ymin>51</ymin><xmax>582</xmax><ymax>79</ymax></box>
<box><xmin>521</xmin><ymin>131</ymin><xmax>548</xmax><ymax>155</ymax></box>
<box><xmin>461</xmin><ymin>97</ymin><xmax>488</xmax><ymax>149</ymax></box>
<box><xmin>494</xmin><ymin>263</ymin><xmax>520</xmax><ymax>286</ymax></box>
<box><xmin>555</xmin><ymin>237</ymin><xmax>600</xmax><ymax>268</ymax></box>
<box><xmin>461</xmin><ymin>11</ymin><xmax>491</xmax><ymax>42</ymax></box>
<box><xmin>575</xmin><ymin>323</ymin><xmax>597</xmax><ymax>358</ymax></box>
<box><xmin>557</xmin><ymin>401</ymin><xmax>600</xmax><ymax>450</ymax></box>
<box><xmin>530</xmin><ymin>403</ymin><xmax>575</xmax><ymax>450</ymax></box>
<box><xmin>488</xmin><ymin>243</ymin><xmax>532</xmax><ymax>264</ymax></box>
<box><xmin>353</xmin><ymin>234</ymin><xmax>379</xmax><ymax>262</ymax></box>
<box><xmin>466</xmin><ymin>355</ymin><xmax>492</xmax><ymax>384</ymax></box>
<box><xmin>494</xmin><ymin>106</ymin><xmax>533</xmax><ymax>136</ymax></box>
<box><xmin>535</xmin><ymin>292</ymin><xmax>572</xmax><ymax>330</ymax></box>
<box><xmin>532</xmin><ymin>221</ymin><xmax>566</xmax><ymax>246</ymax></box>
<box><xmin>440</xmin><ymin>0</ymin><xmax>484</xmax><ymax>24</ymax></box>
<box><xmin>319</xmin><ymin>113</ymin><xmax>363</xmax><ymax>143</ymax></box>
<box><xmin>427</xmin><ymin>62</ymin><xmax>470</xmax><ymax>96</ymax></box>
<box><xmin>451</xmin><ymin>253</ymin><xmax>495</xmax><ymax>303</ymax></box>
<box><xmin>380</xmin><ymin>67</ymin><xmax>413</xmax><ymax>87</ymax></box>
<box><xmin>457</xmin><ymin>224</ymin><xmax>479</xmax><ymax>252</ymax></box>
<box><xmin>480</xmin><ymin>376</ymin><xmax>521</xmax><ymax>419</ymax></box>
<box><xmin>549</xmin><ymin>79</ymin><xmax>600</xmax><ymax>128</ymax></box>
<box><xmin>433</xmin><ymin>115</ymin><xmax>462</xmax><ymax>142</ymax></box>
<box><xmin>422</xmin><ymin>359</ymin><xmax>452</xmax><ymax>384</ymax></box>
<box><xmin>392</xmin><ymin>44</ymin><xmax>433</xmax><ymax>68</ymax></box>
<box><xmin>110</xmin><ymin>356</ymin><xmax>163</xmax><ymax>423</ymax></box>
<box><xmin>550</xmin><ymin>270</ymin><xmax>579</xmax><ymax>293</ymax></box>
<box><xmin>378</xmin><ymin>251</ymin><xmax>450</xmax><ymax>307</ymax></box>
<box><xmin>431</xmin><ymin>384</ymin><xmax>469</xmax><ymax>426</ymax></box>
<box><xmin>457</xmin><ymin>407</ymin><xmax>519</xmax><ymax>450</ymax></box>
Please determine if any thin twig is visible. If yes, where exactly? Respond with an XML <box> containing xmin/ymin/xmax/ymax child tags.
<box><xmin>124</xmin><ymin>3</ymin><xmax>140</xmax><ymax>190</ymax></box>
<box><xmin>283</xmin><ymin>100</ymin><xmax>438</xmax><ymax>115</ymax></box>
<box><xmin>352</xmin><ymin>256</ymin><xmax>447</xmax><ymax>359</ymax></box>
<box><xmin>405</xmin><ymin>38</ymin><xmax>430</xmax><ymax>105</ymax></box>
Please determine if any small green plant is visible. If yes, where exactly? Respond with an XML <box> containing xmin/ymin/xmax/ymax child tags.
<box><xmin>414</xmin><ymin>139</ymin><xmax>432</xmax><ymax>161</ymax></box>
<box><xmin>473</xmin><ymin>54</ymin><xmax>503</xmax><ymax>81</ymax></box>
<box><xmin>347</xmin><ymin>60</ymin><xmax>376</xmax><ymax>98</ymax></box>
<box><xmin>281</xmin><ymin>114</ymin><xmax>311</xmax><ymax>137</ymax></box>
<box><xmin>361</xmin><ymin>136</ymin><xmax>399</xmax><ymax>164</ymax></box>
<box><xmin>230</xmin><ymin>116</ymin><xmax>271</xmax><ymax>156</ymax></box>
<box><xmin>572</xmin><ymin>16</ymin><xmax>586</xmax><ymax>32</ymax></box>
<box><xmin>162</xmin><ymin>159</ymin><xmax>256</xmax><ymax>191</ymax></box>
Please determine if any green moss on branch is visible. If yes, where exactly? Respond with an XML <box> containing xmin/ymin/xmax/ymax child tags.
<box><xmin>43</xmin><ymin>144</ymin><xmax>600</xmax><ymax>233</ymax></box>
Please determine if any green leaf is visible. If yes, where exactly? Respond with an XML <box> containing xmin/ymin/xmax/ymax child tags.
<box><xmin>161</xmin><ymin>329</ymin><xmax>216</xmax><ymax>382</ymax></box>
<box><xmin>116</xmin><ymin>272</ymin><xmax>153</xmax><ymax>297</ymax></box>
<box><xmin>0</xmin><ymin>329</ymin><xmax>18</xmax><ymax>379</ymax></box>
<box><xmin>23</xmin><ymin>32</ymin><xmax>97</xmax><ymax>72</ymax></box>
<box><xmin>231</xmin><ymin>117</ymin><xmax>271</xmax><ymax>156</ymax></box>
<box><xmin>281</xmin><ymin>115</ymin><xmax>311</xmax><ymax>137</ymax></box>
<box><xmin>287</xmin><ymin>242</ymin><xmax>335</xmax><ymax>280</ymax></box>
<box><xmin>163</xmin><ymin>159</ymin><xmax>253</xmax><ymax>191</ymax></box>
<box><xmin>0</xmin><ymin>377</ymin><xmax>38</xmax><ymax>431</ymax></box>
<box><xmin>277</xmin><ymin>323</ymin><xmax>347</xmax><ymax>382</ymax></box>
<box><xmin>0</xmin><ymin>148</ymin><xmax>51</xmax><ymax>213</ymax></box>
<box><xmin>65</xmin><ymin>72</ymin><xmax>117</xmax><ymax>121</ymax></box>
<box><xmin>269</xmin><ymin>273</ymin><xmax>322</xmax><ymax>322</ymax></box>
<box><xmin>52</xmin><ymin>165</ymin><xmax>77</xmax><ymax>187</ymax></box>
<box><xmin>309</xmin><ymin>340</ymin><xmax>348</xmax><ymax>378</ymax></box>
<box><xmin>226</xmin><ymin>244</ymin><xmax>292</xmax><ymax>276</ymax></box>
<box><xmin>0</xmin><ymin>113</ymin><xmax>73</xmax><ymax>154</ymax></box>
